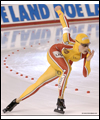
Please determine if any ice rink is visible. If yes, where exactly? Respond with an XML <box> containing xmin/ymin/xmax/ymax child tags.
<box><xmin>1</xmin><ymin>20</ymin><xmax>99</xmax><ymax>118</ymax></box>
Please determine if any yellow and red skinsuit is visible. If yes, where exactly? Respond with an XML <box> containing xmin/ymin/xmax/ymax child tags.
<box><xmin>19</xmin><ymin>10</ymin><xmax>91</xmax><ymax>100</ymax></box>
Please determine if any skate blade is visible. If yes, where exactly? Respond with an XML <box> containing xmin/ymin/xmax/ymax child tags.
<box><xmin>2</xmin><ymin>108</ymin><xmax>7</xmax><ymax>113</ymax></box>
<box><xmin>54</xmin><ymin>109</ymin><xmax>65</xmax><ymax>114</ymax></box>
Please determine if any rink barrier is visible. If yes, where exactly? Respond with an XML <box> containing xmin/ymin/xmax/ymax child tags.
<box><xmin>1</xmin><ymin>19</ymin><xmax>99</xmax><ymax>31</ymax></box>
<box><xmin>1</xmin><ymin>17</ymin><xmax>99</xmax><ymax>28</ymax></box>
<box><xmin>1</xmin><ymin>4</ymin><xmax>99</xmax><ymax>28</ymax></box>
<box><xmin>1</xmin><ymin>21</ymin><xmax>99</xmax><ymax>51</ymax></box>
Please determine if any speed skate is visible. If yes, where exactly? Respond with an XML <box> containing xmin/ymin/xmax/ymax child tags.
<box><xmin>54</xmin><ymin>98</ymin><xmax>66</xmax><ymax>114</ymax></box>
<box><xmin>54</xmin><ymin>106</ymin><xmax>65</xmax><ymax>114</ymax></box>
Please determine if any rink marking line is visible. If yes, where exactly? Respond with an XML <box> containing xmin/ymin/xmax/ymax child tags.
<box><xmin>3</xmin><ymin>48</ymin><xmax>35</xmax><ymax>80</ymax></box>
<box><xmin>3</xmin><ymin>44</ymin><xmax>50</xmax><ymax>80</ymax></box>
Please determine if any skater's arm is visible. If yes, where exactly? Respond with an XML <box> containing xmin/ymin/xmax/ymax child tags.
<box><xmin>83</xmin><ymin>49</ymin><xmax>94</xmax><ymax>77</ymax></box>
<box><xmin>83</xmin><ymin>57</ymin><xmax>91</xmax><ymax>77</ymax></box>
<box><xmin>55</xmin><ymin>6</ymin><xmax>75</xmax><ymax>45</ymax></box>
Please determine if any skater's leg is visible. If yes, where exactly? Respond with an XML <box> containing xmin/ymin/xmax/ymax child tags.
<box><xmin>47</xmin><ymin>50</ymin><xmax>72</xmax><ymax>99</ymax></box>
<box><xmin>17</xmin><ymin>66</ymin><xmax>59</xmax><ymax>102</ymax></box>
<box><xmin>58</xmin><ymin>67</ymin><xmax>72</xmax><ymax>99</ymax></box>
<box><xmin>3</xmin><ymin>66</ymin><xmax>60</xmax><ymax>113</ymax></box>
<box><xmin>54</xmin><ymin>67</ymin><xmax>71</xmax><ymax>112</ymax></box>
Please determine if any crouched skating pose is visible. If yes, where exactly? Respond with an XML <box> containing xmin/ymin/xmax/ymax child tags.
<box><xmin>3</xmin><ymin>6</ymin><xmax>94</xmax><ymax>114</ymax></box>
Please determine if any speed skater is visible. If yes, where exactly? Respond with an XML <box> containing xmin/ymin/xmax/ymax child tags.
<box><xmin>2</xmin><ymin>6</ymin><xmax>94</xmax><ymax>114</ymax></box>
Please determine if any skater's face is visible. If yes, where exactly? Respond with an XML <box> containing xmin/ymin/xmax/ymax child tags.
<box><xmin>78</xmin><ymin>43</ymin><xmax>90</xmax><ymax>54</ymax></box>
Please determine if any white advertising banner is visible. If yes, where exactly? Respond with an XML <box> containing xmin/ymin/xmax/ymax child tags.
<box><xmin>1</xmin><ymin>4</ymin><xmax>99</xmax><ymax>25</ymax></box>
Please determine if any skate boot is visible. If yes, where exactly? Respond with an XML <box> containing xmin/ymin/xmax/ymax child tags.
<box><xmin>2</xmin><ymin>98</ymin><xmax>19</xmax><ymax>113</ymax></box>
<box><xmin>54</xmin><ymin>98</ymin><xmax>66</xmax><ymax>114</ymax></box>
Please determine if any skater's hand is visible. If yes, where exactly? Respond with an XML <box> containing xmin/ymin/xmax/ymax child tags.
<box><xmin>54</xmin><ymin>6</ymin><xmax>61</xmax><ymax>12</ymax></box>
<box><xmin>86</xmin><ymin>50</ymin><xmax>95</xmax><ymax>61</ymax></box>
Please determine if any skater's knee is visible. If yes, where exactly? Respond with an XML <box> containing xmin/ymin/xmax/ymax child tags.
<box><xmin>63</xmin><ymin>66</ymin><xmax>71</xmax><ymax>74</ymax></box>
<box><xmin>63</xmin><ymin>69</ymin><xmax>68</xmax><ymax>74</ymax></box>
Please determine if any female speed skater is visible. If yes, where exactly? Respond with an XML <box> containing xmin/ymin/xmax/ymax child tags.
<box><xmin>3</xmin><ymin>6</ymin><xmax>94</xmax><ymax>114</ymax></box>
